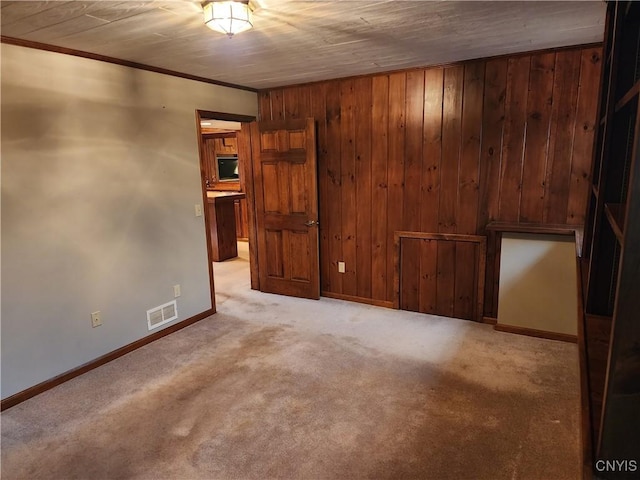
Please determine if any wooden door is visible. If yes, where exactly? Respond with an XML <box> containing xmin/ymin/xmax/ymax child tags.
<box><xmin>250</xmin><ymin>118</ymin><xmax>320</xmax><ymax>299</ymax></box>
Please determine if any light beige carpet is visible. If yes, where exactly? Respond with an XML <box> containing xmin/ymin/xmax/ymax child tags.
<box><xmin>1</xmin><ymin>242</ymin><xmax>580</xmax><ymax>479</ymax></box>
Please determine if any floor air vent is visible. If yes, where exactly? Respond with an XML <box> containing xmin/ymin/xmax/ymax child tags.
<box><xmin>146</xmin><ymin>300</ymin><xmax>178</xmax><ymax>330</ymax></box>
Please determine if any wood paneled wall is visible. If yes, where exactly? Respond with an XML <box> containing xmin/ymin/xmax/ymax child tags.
<box><xmin>396</xmin><ymin>232</ymin><xmax>486</xmax><ymax>321</ymax></box>
<box><xmin>258</xmin><ymin>45</ymin><xmax>602</xmax><ymax>307</ymax></box>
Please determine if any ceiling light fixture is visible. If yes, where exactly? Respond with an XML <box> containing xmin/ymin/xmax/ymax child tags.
<box><xmin>203</xmin><ymin>1</ymin><xmax>253</xmax><ymax>37</ymax></box>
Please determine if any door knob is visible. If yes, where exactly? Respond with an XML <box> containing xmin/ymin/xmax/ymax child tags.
<box><xmin>305</xmin><ymin>220</ymin><xmax>319</xmax><ymax>227</ymax></box>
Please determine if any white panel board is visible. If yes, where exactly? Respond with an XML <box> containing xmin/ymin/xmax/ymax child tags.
<box><xmin>497</xmin><ymin>233</ymin><xmax>578</xmax><ymax>336</ymax></box>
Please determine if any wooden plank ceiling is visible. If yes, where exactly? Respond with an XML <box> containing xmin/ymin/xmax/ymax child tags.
<box><xmin>0</xmin><ymin>0</ymin><xmax>605</xmax><ymax>90</ymax></box>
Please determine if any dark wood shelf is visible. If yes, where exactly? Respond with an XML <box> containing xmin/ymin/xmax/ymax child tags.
<box><xmin>485</xmin><ymin>222</ymin><xmax>580</xmax><ymax>236</ymax></box>
<box><xmin>584</xmin><ymin>313</ymin><xmax>613</xmax><ymax>446</ymax></box>
<box><xmin>486</xmin><ymin>222</ymin><xmax>583</xmax><ymax>256</ymax></box>
<box><xmin>615</xmin><ymin>79</ymin><xmax>640</xmax><ymax>112</ymax></box>
<box><xmin>604</xmin><ymin>203</ymin><xmax>625</xmax><ymax>244</ymax></box>
<box><xmin>582</xmin><ymin>2</ymin><xmax>640</xmax><ymax>466</ymax></box>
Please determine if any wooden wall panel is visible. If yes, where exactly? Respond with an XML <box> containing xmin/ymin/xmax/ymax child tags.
<box><xmin>419</xmin><ymin>239</ymin><xmax>438</xmax><ymax>314</ymax></box>
<box><xmin>520</xmin><ymin>52</ymin><xmax>555</xmax><ymax>223</ymax></box>
<box><xmin>270</xmin><ymin>89</ymin><xmax>285</xmax><ymax>121</ymax></box>
<box><xmin>340</xmin><ymin>80</ymin><xmax>357</xmax><ymax>295</ymax></box>
<box><xmin>439</xmin><ymin>66</ymin><xmax>463</xmax><ymax>234</ymax></box>
<box><xmin>404</xmin><ymin>70</ymin><xmax>425</xmax><ymax>232</ymax></box>
<box><xmin>477</xmin><ymin>58</ymin><xmax>507</xmax><ymax>319</ymax></box>
<box><xmin>544</xmin><ymin>50</ymin><xmax>582</xmax><ymax>224</ymax></box>
<box><xmin>309</xmin><ymin>82</ymin><xmax>329</xmax><ymax>291</ymax></box>
<box><xmin>455</xmin><ymin>62</ymin><xmax>483</xmax><ymax>319</ymax></box>
<box><xmin>459</xmin><ymin>61</ymin><xmax>484</xmax><ymax>235</ymax></box>
<box><xmin>387</xmin><ymin>73</ymin><xmax>406</xmax><ymax>300</ymax></box>
<box><xmin>258</xmin><ymin>45</ymin><xmax>602</xmax><ymax>309</ymax></box>
<box><xmin>477</xmin><ymin>58</ymin><xmax>508</xmax><ymax>231</ymax></box>
<box><xmin>500</xmin><ymin>56</ymin><xmax>531</xmax><ymax>222</ymax></box>
<box><xmin>370</xmin><ymin>76</ymin><xmax>389</xmax><ymax>300</ymax></box>
<box><xmin>400</xmin><ymin>237</ymin><xmax>420</xmax><ymax>312</ymax></box>
<box><xmin>354</xmin><ymin>77</ymin><xmax>373</xmax><ymax>299</ymax></box>
<box><xmin>454</xmin><ymin>242</ymin><xmax>476</xmax><ymax>320</ymax></box>
<box><xmin>325</xmin><ymin>82</ymin><xmax>342</xmax><ymax>294</ymax></box>
<box><xmin>398</xmin><ymin>233</ymin><xmax>486</xmax><ymax>321</ymax></box>
<box><xmin>258</xmin><ymin>91</ymin><xmax>271</xmax><ymax>121</ymax></box>
<box><xmin>421</xmin><ymin>68</ymin><xmax>443</xmax><ymax>233</ymax></box>
<box><xmin>436</xmin><ymin>241</ymin><xmax>456</xmax><ymax>317</ymax></box>
<box><xmin>568</xmin><ymin>47</ymin><xmax>602</xmax><ymax>225</ymax></box>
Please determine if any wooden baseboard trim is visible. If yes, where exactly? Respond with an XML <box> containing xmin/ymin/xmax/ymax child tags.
<box><xmin>482</xmin><ymin>316</ymin><xmax>498</xmax><ymax>325</ymax></box>
<box><xmin>494</xmin><ymin>323</ymin><xmax>577</xmax><ymax>343</ymax></box>
<box><xmin>321</xmin><ymin>291</ymin><xmax>394</xmax><ymax>309</ymax></box>
<box><xmin>0</xmin><ymin>308</ymin><xmax>216</xmax><ymax>411</ymax></box>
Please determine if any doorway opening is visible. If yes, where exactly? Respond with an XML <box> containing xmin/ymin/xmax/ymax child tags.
<box><xmin>195</xmin><ymin>110</ymin><xmax>256</xmax><ymax>312</ymax></box>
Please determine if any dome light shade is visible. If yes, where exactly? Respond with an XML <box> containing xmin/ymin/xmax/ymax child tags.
<box><xmin>203</xmin><ymin>1</ymin><xmax>253</xmax><ymax>37</ymax></box>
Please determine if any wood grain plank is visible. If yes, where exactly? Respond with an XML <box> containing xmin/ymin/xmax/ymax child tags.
<box><xmin>354</xmin><ymin>77</ymin><xmax>373</xmax><ymax>299</ymax></box>
<box><xmin>258</xmin><ymin>91</ymin><xmax>272</xmax><ymax>121</ymax></box>
<box><xmin>421</xmin><ymin>68</ymin><xmax>444</xmax><ymax>233</ymax></box>
<box><xmin>475</xmin><ymin>237</ymin><xmax>487</xmax><ymax>321</ymax></box>
<box><xmin>419</xmin><ymin>239</ymin><xmax>438</xmax><ymax>314</ymax></box>
<box><xmin>393</xmin><ymin>232</ymin><xmax>401</xmax><ymax>308</ymax></box>
<box><xmin>436</xmin><ymin>240</ymin><xmax>456</xmax><ymax>317</ymax></box>
<box><xmin>284</xmin><ymin>86</ymin><xmax>312</xmax><ymax>120</ymax></box>
<box><xmin>270</xmin><ymin>89</ymin><xmax>285</xmax><ymax>122</ymax></box>
<box><xmin>477</xmin><ymin>59</ymin><xmax>507</xmax><ymax>232</ymax></box>
<box><xmin>458</xmin><ymin>61</ymin><xmax>484</xmax><ymax>234</ymax></box>
<box><xmin>371</xmin><ymin>75</ymin><xmax>390</xmax><ymax>301</ymax></box>
<box><xmin>404</xmin><ymin>70</ymin><xmax>425</xmax><ymax>232</ymax></box>
<box><xmin>325</xmin><ymin>81</ymin><xmax>343</xmax><ymax>293</ymax></box>
<box><xmin>454</xmin><ymin>241</ymin><xmax>476</xmax><ymax>320</ymax></box>
<box><xmin>544</xmin><ymin>49</ymin><xmax>582</xmax><ymax>224</ymax></box>
<box><xmin>520</xmin><ymin>52</ymin><xmax>555</xmax><ymax>223</ymax></box>
<box><xmin>499</xmin><ymin>56</ymin><xmax>530</xmax><ymax>222</ymax></box>
<box><xmin>386</xmin><ymin>72</ymin><xmax>406</xmax><ymax>300</ymax></box>
<box><xmin>400</xmin><ymin>237</ymin><xmax>421</xmax><ymax>311</ymax></box>
<box><xmin>340</xmin><ymin>79</ymin><xmax>358</xmax><ymax>296</ymax></box>
<box><xmin>400</xmin><ymin>70</ymin><xmax>425</xmax><ymax>307</ymax></box>
<box><xmin>483</xmin><ymin>231</ymin><xmax>497</xmax><ymax>317</ymax></box>
<box><xmin>310</xmin><ymin>83</ymin><xmax>330</xmax><ymax>292</ymax></box>
<box><xmin>439</xmin><ymin>66</ymin><xmax>464</xmax><ymax>233</ymax></box>
<box><xmin>567</xmin><ymin>47</ymin><xmax>601</xmax><ymax>225</ymax></box>
<box><xmin>490</xmin><ymin>233</ymin><xmax>502</xmax><ymax>317</ymax></box>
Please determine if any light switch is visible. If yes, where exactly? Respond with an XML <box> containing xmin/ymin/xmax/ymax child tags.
<box><xmin>195</xmin><ymin>204</ymin><xmax>202</xmax><ymax>217</ymax></box>
<box><xmin>338</xmin><ymin>262</ymin><xmax>346</xmax><ymax>273</ymax></box>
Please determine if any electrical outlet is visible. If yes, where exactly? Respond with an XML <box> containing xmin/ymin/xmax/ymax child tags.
<box><xmin>91</xmin><ymin>311</ymin><xmax>102</xmax><ymax>328</ymax></box>
<box><xmin>195</xmin><ymin>204</ymin><xmax>203</xmax><ymax>217</ymax></box>
<box><xmin>338</xmin><ymin>261</ymin><xmax>346</xmax><ymax>273</ymax></box>
<box><xmin>174</xmin><ymin>284</ymin><xmax>181</xmax><ymax>298</ymax></box>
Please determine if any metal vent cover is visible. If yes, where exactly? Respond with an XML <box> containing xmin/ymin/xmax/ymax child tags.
<box><xmin>146</xmin><ymin>300</ymin><xmax>178</xmax><ymax>330</ymax></box>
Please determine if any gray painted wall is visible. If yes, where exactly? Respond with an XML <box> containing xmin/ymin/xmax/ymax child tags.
<box><xmin>1</xmin><ymin>44</ymin><xmax>258</xmax><ymax>399</ymax></box>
